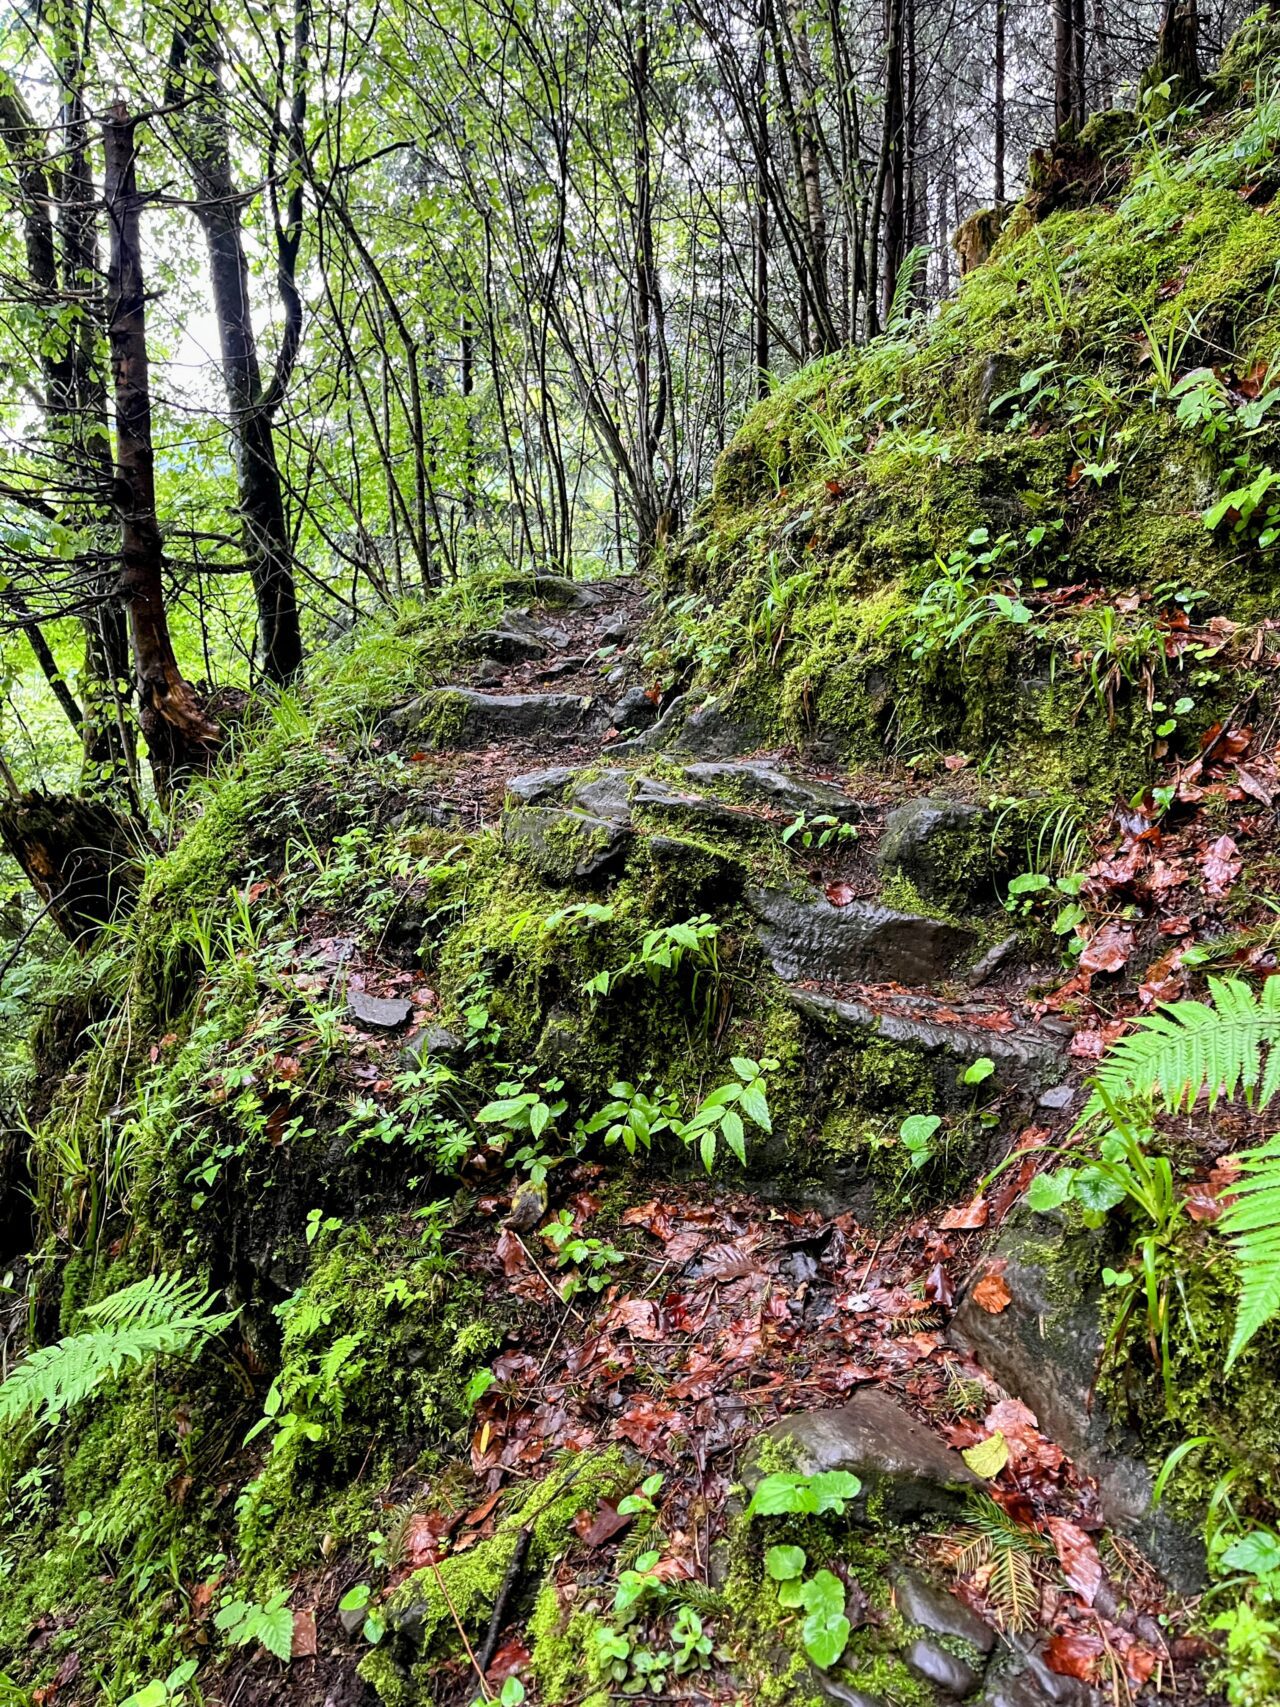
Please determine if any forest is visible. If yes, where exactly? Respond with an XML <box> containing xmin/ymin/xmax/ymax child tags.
<box><xmin>5</xmin><ymin>0</ymin><xmax>1280</xmax><ymax>1704</ymax></box>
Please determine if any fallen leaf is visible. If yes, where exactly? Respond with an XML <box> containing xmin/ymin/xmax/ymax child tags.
<box><xmin>291</xmin><ymin>1608</ymin><xmax>318</xmax><ymax>1658</ymax></box>
<box><xmin>1046</xmin><ymin>1516</ymin><xmax>1104</xmax><ymax>1605</ymax></box>
<box><xmin>971</xmin><ymin>1272</ymin><xmax>1012</xmax><ymax>1314</ymax></box>
<box><xmin>939</xmin><ymin>1193</ymin><xmax>989</xmax><ymax>1230</ymax></box>
<box><xmin>607</xmin><ymin>1298</ymin><xmax>662</xmax><ymax>1340</ymax></box>
<box><xmin>616</xmin><ymin>1395</ymin><xmax>682</xmax><ymax>1454</ymax></box>
<box><xmin>962</xmin><ymin>1432</ymin><xmax>1010</xmax><ymax>1478</ymax></box>
<box><xmin>1203</xmin><ymin>833</ymin><xmax>1243</xmax><ymax>898</ymax></box>
<box><xmin>1043</xmin><ymin>1631</ymin><xmax>1104</xmax><ymax>1682</ymax></box>
<box><xmin>1078</xmin><ymin>922</ymin><xmax>1135</xmax><ymax>975</ymax></box>
<box><xmin>573</xmin><ymin>1498</ymin><xmax>632</xmax><ymax>1547</ymax></box>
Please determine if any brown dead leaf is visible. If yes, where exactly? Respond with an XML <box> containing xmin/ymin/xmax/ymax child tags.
<box><xmin>291</xmin><ymin>1608</ymin><xmax>318</xmax><ymax>1658</ymax></box>
<box><xmin>939</xmin><ymin>1193</ymin><xmax>989</xmax><ymax>1231</ymax></box>
<box><xmin>573</xmin><ymin>1498</ymin><xmax>632</xmax><ymax>1547</ymax></box>
<box><xmin>1043</xmin><ymin>1631</ymin><xmax>1104</xmax><ymax>1682</ymax></box>
<box><xmin>971</xmin><ymin>1271</ymin><xmax>1012</xmax><ymax>1314</ymax></box>
<box><xmin>1078</xmin><ymin>922</ymin><xmax>1135</xmax><ymax>975</ymax></box>
<box><xmin>825</xmin><ymin>881</ymin><xmax>857</xmax><ymax>907</ymax></box>
<box><xmin>1046</xmin><ymin>1516</ymin><xmax>1104</xmax><ymax>1605</ymax></box>
<box><xmin>1203</xmin><ymin>833</ymin><xmax>1243</xmax><ymax>898</ymax></box>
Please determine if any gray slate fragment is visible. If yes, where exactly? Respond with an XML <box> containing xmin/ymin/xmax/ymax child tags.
<box><xmin>571</xmin><ymin>769</ymin><xmax>634</xmax><ymax>822</ymax></box>
<box><xmin>401</xmin><ymin>1024</ymin><xmax>464</xmax><ymax>1069</ymax></box>
<box><xmin>893</xmin><ymin>1571</ymin><xmax>995</xmax><ymax>1654</ymax></box>
<box><xmin>967</xmin><ymin>934</ymin><xmax>1019</xmax><ymax>985</ymax></box>
<box><xmin>790</xmin><ymin>989</ymin><xmax>1064</xmax><ymax>1093</ymax></box>
<box><xmin>609</xmin><ymin>685</ymin><xmax>662</xmax><ymax>733</ymax></box>
<box><xmin>1037</xmin><ymin>1083</ymin><xmax>1077</xmax><ymax>1111</ymax></box>
<box><xmin>683</xmin><ymin>760</ymin><xmax>862</xmax><ymax>820</ymax></box>
<box><xmin>506</xmin><ymin>766</ymin><xmax>576</xmax><ymax>805</ymax></box>
<box><xmin>903</xmin><ymin>1635</ymin><xmax>983</xmax><ymax>1697</ymax></box>
<box><xmin>875</xmin><ymin>796</ymin><xmax>990</xmax><ymax>901</ymax></box>
<box><xmin>813</xmin><ymin>1677</ymin><xmax>886</xmax><ymax>1707</ymax></box>
<box><xmin>634</xmin><ymin>775</ymin><xmax>760</xmax><ymax>832</ymax></box>
<box><xmin>743</xmin><ymin>1390</ymin><xmax>980</xmax><ymax>1519</ymax></box>
<box><xmin>347</xmin><ymin>991</ymin><xmax>413</xmax><ymax>1031</ymax></box>
<box><xmin>749</xmin><ymin>887</ymin><xmax>977</xmax><ymax>985</ymax></box>
<box><xmin>459</xmin><ymin>626</ymin><xmax>547</xmax><ymax>663</ymax></box>
<box><xmin>675</xmin><ymin>698</ymin><xmax>761</xmax><ymax>758</ymax></box>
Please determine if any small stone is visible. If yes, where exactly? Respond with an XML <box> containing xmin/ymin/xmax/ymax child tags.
<box><xmin>1037</xmin><ymin>1083</ymin><xmax>1077</xmax><ymax>1111</ymax></box>
<box><xmin>347</xmin><ymin>991</ymin><xmax>413</xmax><ymax>1031</ymax></box>
<box><xmin>812</xmin><ymin>1675</ymin><xmax>887</xmax><ymax>1707</ymax></box>
<box><xmin>675</xmin><ymin>697</ymin><xmax>760</xmax><ymax>758</ymax></box>
<box><xmin>609</xmin><ymin>684</ymin><xmax>662</xmax><ymax>733</ymax></box>
<box><xmin>894</xmin><ymin>1571</ymin><xmax>995</xmax><ymax>1654</ymax></box>
<box><xmin>742</xmin><ymin>1391</ymin><xmax>980</xmax><ymax>1519</ymax></box>
<box><xmin>338</xmin><ymin>1603</ymin><xmax>367</xmax><ymax>1638</ymax></box>
<box><xmin>633</xmin><ymin>775</ymin><xmax>758</xmax><ymax>832</ymax></box>
<box><xmin>401</xmin><ymin>1024</ymin><xmax>464</xmax><ymax>1068</ymax></box>
<box><xmin>903</xmin><ymin>1635</ymin><xmax>982</xmax><ymax>1697</ymax></box>
<box><xmin>460</xmin><ymin>626</ymin><xmax>547</xmax><ymax>663</ymax></box>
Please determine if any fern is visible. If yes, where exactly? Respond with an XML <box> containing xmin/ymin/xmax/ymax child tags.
<box><xmin>1087</xmin><ymin>975</ymin><xmax>1280</xmax><ymax>1116</ymax></box>
<box><xmin>886</xmin><ymin>243</ymin><xmax>931</xmax><ymax>332</ymax></box>
<box><xmin>1219</xmin><ymin>1132</ymin><xmax>1280</xmax><ymax>1367</ymax></box>
<box><xmin>0</xmin><ymin>1272</ymin><xmax>237</xmax><ymax>1428</ymax></box>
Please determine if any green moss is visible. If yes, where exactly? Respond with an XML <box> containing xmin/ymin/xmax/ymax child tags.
<box><xmin>527</xmin><ymin>1578</ymin><xmax>613</xmax><ymax>1707</ymax></box>
<box><xmin>360</xmin><ymin>1450</ymin><xmax>632</xmax><ymax>1701</ymax></box>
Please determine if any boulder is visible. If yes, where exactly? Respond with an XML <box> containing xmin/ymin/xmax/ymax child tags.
<box><xmin>497</xmin><ymin>570</ymin><xmax>609</xmax><ymax>608</ymax></box>
<box><xmin>506</xmin><ymin>766</ymin><xmax>576</xmax><ymax>805</ymax></box>
<box><xmin>634</xmin><ymin>775</ymin><xmax>761</xmax><ymax>833</ymax></box>
<box><xmin>892</xmin><ymin>1571</ymin><xmax>995</xmax><ymax>1654</ymax></box>
<box><xmin>903</xmin><ymin>1634</ymin><xmax>983</xmax><ymax>1697</ymax></box>
<box><xmin>790</xmin><ymin>989</ymin><xmax>1064</xmax><ymax>1095</ymax></box>
<box><xmin>742</xmin><ymin>1390</ymin><xmax>980</xmax><ymax>1520</ymax></box>
<box><xmin>749</xmin><ymin>888</ymin><xmax>977</xmax><ymax>985</ymax></box>
<box><xmin>459</xmin><ymin>626</ymin><xmax>548</xmax><ymax>663</ymax></box>
<box><xmin>676</xmin><ymin>697</ymin><xmax>761</xmax><ymax>758</ymax></box>
<box><xmin>502</xmin><ymin>804</ymin><xmax>631</xmax><ymax>881</ymax></box>
<box><xmin>347</xmin><ymin>991</ymin><xmax>413</xmax><ymax>1031</ymax></box>
<box><xmin>683</xmin><ymin>761</ymin><xmax>862</xmax><ymax>821</ymax></box>
<box><xmin>570</xmin><ymin>769</ymin><xmax>634</xmax><ymax>823</ymax></box>
<box><xmin>609</xmin><ymin>685</ymin><xmax>662</xmax><ymax>733</ymax></box>
<box><xmin>413</xmin><ymin>688</ymin><xmax>602</xmax><ymax>747</ymax></box>
<box><xmin>875</xmin><ymin>796</ymin><xmax>990</xmax><ymax>904</ymax></box>
<box><xmin>952</xmin><ymin>1213</ymin><xmax>1206</xmax><ymax>1592</ymax></box>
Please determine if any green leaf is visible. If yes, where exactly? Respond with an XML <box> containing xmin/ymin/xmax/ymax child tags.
<box><xmin>1071</xmin><ymin>1166</ymin><xmax>1127</xmax><ymax>1215</ymax></box>
<box><xmin>1221</xmin><ymin>1532</ymin><xmax>1280</xmax><ymax>1577</ymax></box>
<box><xmin>738</xmin><ymin>1080</ymin><xmax>772</xmax><ymax>1133</ymax></box>
<box><xmin>963</xmin><ymin>1057</ymin><xmax>995</xmax><ymax>1085</ymax></box>
<box><xmin>1026</xmin><ymin>1170</ymin><xmax>1073</xmax><ymax>1212</ymax></box>
<box><xmin>259</xmin><ymin>1602</ymin><xmax>295</xmax><ymax>1661</ymax></box>
<box><xmin>765</xmin><ymin>1544</ymin><xmax>806</xmax><ymax>1581</ymax></box>
<box><xmin>799</xmin><ymin>1570</ymin><xmax>849</xmax><ymax>1669</ymax></box>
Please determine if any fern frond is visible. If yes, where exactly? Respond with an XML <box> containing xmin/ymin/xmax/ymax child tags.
<box><xmin>1087</xmin><ymin>976</ymin><xmax>1280</xmax><ymax>1116</ymax></box>
<box><xmin>0</xmin><ymin>1272</ymin><xmax>236</xmax><ymax>1427</ymax></box>
<box><xmin>1220</xmin><ymin>1132</ymin><xmax>1280</xmax><ymax>1367</ymax></box>
<box><xmin>939</xmin><ymin>1493</ymin><xmax>1046</xmax><ymax>1632</ymax></box>
<box><xmin>887</xmin><ymin>243</ymin><xmax>931</xmax><ymax>331</ymax></box>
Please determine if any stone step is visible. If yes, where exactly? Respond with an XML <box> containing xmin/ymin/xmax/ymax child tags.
<box><xmin>749</xmin><ymin>887</ymin><xmax>977</xmax><ymax>986</ymax></box>
<box><xmin>683</xmin><ymin>760</ymin><xmax>863</xmax><ymax>821</ymax></box>
<box><xmin>788</xmin><ymin>987</ymin><xmax>1064</xmax><ymax>1094</ymax></box>
<box><xmin>399</xmin><ymin>687</ymin><xmax>607</xmax><ymax>747</ymax></box>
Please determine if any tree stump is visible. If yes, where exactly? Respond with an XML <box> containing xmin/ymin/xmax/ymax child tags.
<box><xmin>0</xmin><ymin>792</ymin><xmax>150</xmax><ymax>946</ymax></box>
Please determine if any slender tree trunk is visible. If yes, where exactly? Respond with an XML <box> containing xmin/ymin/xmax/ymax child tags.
<box><xmin>1152</xmin><ymin>0</ymin><xmax>1201</xmax><ymax>96</ymax></box>
<box><xmin>168</xmin><ymin>6</ymin><xmax>303</xmax><ymax>684</ymax></box>
<box><xmin>102</xmin><ymin>105</ymin><xmax>220</xmax><ymax>798</ymax></box>
<box><xmin>1054</xmin><ymin>0</ymin><xmax>1075</xmax><ymax>136</ymax></box>
<box><xmin>994</xmin><ymin>0</ymin><xmax>1006</xmax><ymax>203</ymax></box>
<box><xmin>754</xmin><ymin>7</ymin><xmax>770</xmax><ymax>397</ymax></box>
<box><xmin>879</xmin><ymin>0</ymin><xmax>907</xmax><ymax>325</ymax></box>
<box><xmin>1072</xmin><ymin>0</ymin><xmax>1088</xmax><ymax>130</ymax></box>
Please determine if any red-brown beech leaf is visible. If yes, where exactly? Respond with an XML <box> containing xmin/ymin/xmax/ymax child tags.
<box><xmin>939</xmin><ymin>1193</ymin><xmax>989</xmax><ymax>1230</ymax></box>
<box><xmin>1043</xmin><ymin>1632</ymin><xmax>1104</xmax><ymax>1682</ymax></box>
<box><xmin>1203</xmin><ymin>833</ymin><xmax>1243</xmax><ymax>898</ymax></box>
<box><xmin>615</xmin><ymin>1395</ymin><xmax>681</xmax><ymax>1454</ymax></box>
<box><xmin>1078</xmin><ymin>923</ymin><xmax>1134</xmax><ymax>974</ymax></box>
<box><xmin>573</xmin><ymin>1498</ymin><xmax>632</xmax><ymax>1548</ymax></box>
<box><xmin>1046</xmin><ymin>1516</ymin><xmax>1104</xmax><ymax>1605</ymax></box>
<box><xmin>971</xmin><ymin>1272</ymin><xmax>1012</xmax><ymax>1313</ymax></box>
<box><xmin>825</xmin><ymin>881</ymin><xmax>856</xmax><ymax>907</ymax></box>
<box><xmin>291</xmin><ymin>1608</ymin><xmax>318</xmax><ymax>1658</ymax></box>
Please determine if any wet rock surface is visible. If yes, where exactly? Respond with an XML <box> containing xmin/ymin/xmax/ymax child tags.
<box><xmin>875</xmin><ymin>796</ymin><xmax>990</xmax><ymax>902</ymax></box>
<box><xmin>416</xmin><ymin>687</ymin><xmax>605</xmax><ymax>745</ymax></box>
<box><xmin>749</xmin><ymin>888</ymin><xmax>978</xmax><ymax>985</ymax></box>
<box><xmin>743</xmin><ymin>1391</ymin><xmax>980</xmax><ymax>1519</ymax></box>
<box><xmin>683</xmin><ymin>760</ymin><xmax>863</xmax><ymax>820</ymax></box>
<box><xmin>903</xmin><ymin>1633</ymin><xmax>983</xmax><ymax>1696</ymax></box>
<box><xmin>953</xmin><ymin>1213</ymin><xmax>1207</xmax><ymax>1592</ymax></box>
<box><xmin>502</xmin><ymin>804</ymin><xmax>631</xmax><ymax>880</ymax></box>
<box><xmin>790</xmin><ymin>989</ymin><xmax>1065</xmax><ymax>1094</ymax></box>
<box><xmin>893</xmin><ymin>1570</ymin><xmax>996</xmax><ymax>1653</ymax></box>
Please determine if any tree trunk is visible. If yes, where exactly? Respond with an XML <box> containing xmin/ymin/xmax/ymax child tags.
<box><xmin>879</xmin><ymin>0</ymin><xmax>907</xmax><ymax>325</ymax></box>
<box><xmin>168</xmin><ymin>7</ymin><xmax>303</xmax><ymax>685</ymax></box>
<box><xmin>994</xmin><ymin>0</ymin><xmax>1006</xmax><ymax>203</ymax></box>
<box><xmin>102</xmin><ymin>104</ymin><xmax>220</xmax><ymax>799</ymax></box>
<box><xmin>754</xmin><ymin>7</ymin><xmax>770</xmax><ymax>397</ymax></box>
<box><xmin>0</xmin><ymin>792</ymin><xmax>147</xmax><ymax>945</ymax></box>
<box><xmin>1152</xmin><ymin>0</ymin><xmax>1201</xmax><ymax>97</ymax></box>
<box><xmin>1054</xmin><ymin>0</ymin><xmax>1075</xmax><ymax>137</ymax></box>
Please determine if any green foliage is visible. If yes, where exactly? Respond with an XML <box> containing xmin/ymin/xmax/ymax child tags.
<box><xmin>680</xmin><ymin>1055</ymin><xmax>776</xmax><ymax>1171</ymax></box>
<box><xmin>1088</xmin><ymin>975</ymin><xmax>1280</xmax><ymax>1115</ymax></box>
<box><xmin>745</xmin><ymin>1468</ymin><xmax>861</xmax><ymax>1519</ymax></box>
<box><xmin>942</xmin><ymin>1492</ymin><xmax>1048</xmax><ymax>1632</ymax></box>
<box><xmin>0</xmin><ymin>1273</ymin><xmax>235</xmax><ymax>1429</ymax></box>
<box><xmin>763</xmin><ymin>1544</ymin><xmax>850</xmax><ymax>1669</ymax></box>
<box><xmin>118</xmin><ymin>1661</ymin><xmax>199</xmax><ymax>1707</ymax></box>
<box><xmin>213</xmin><ymin>1589</ymin><xmax>294</xmax><ymax>1661</ymax></box>
<box><xmin>1219</xmin><ymin>1134</ymin><xmax>1280</xmax><ymax>1367</ymax></box>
